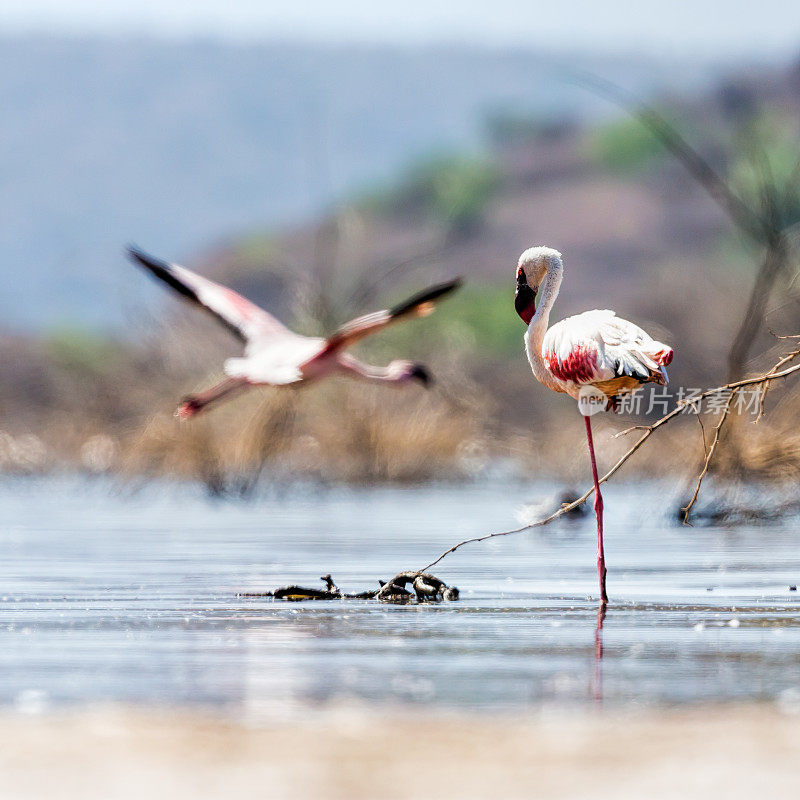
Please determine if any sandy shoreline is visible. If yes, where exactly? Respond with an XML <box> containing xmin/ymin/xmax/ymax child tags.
<box><xmin>1</xmin><ymin>704</ymin><xmax>799</xmax><ymax>799</ymax></box>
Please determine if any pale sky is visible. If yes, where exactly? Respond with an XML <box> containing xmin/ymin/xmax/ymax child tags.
<box><xmin>0</xmin><ymin>0</ymin><xmax>799</xmax><ymax>60</ymax></box>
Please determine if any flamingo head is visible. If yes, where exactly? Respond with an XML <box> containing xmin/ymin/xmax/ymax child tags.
<box><xmin>515</xmin><ymin>246</ymin><xmax>562</xmax><ymax>325</ymax></box>
<box><xmin>390</xmin><ymin>360</ymin><xmax>432</xmax><ymax>387</ymax></box>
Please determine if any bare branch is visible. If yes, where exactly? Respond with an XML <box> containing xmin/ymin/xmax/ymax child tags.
<box><xmin>755</xmin><ymin>343</ymin><xmax>800</xmax><ymax>422</ymax></box>
<box><xmin>780</xmin><ymin>154</ymin><xmax>800</xmax><ymax>210</ymax></box>
<box><xmin>567</xmin><ymin>70</ymin><xmax>765</xmax><ymax>241</ymax></box>
<box><xmin>727</xmin><ymin>236</ymin><xmax>790</xmax><ymax>381</ymax></box>
<box><xmin>754</xmin><ymin>385</ymin><xmax>768</xmax><ymax>425</ymax></box>
<box><xmin>344</xmin><ymin>241</ymin><xmax>449</xmax><ymax>310</ymax></box>
<box><xmin>695</xmin><ymin>411</ymin><xmax>709</xmax><ymax>457</ymax></box>
<box><xmin>612</xmin><ymin>424</ymin><xmax>650</xmax><ymax>438</ymax></box>
<box><xmin>681</xmin><ymin>389</ymin><xmax>737</xmax><ymax>524</ymax></box>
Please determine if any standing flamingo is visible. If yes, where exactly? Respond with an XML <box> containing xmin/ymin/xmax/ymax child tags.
<box><xmin>128</xmin><ymin>246</ymin><xmax>461</xmax><ymax>418</ymax></box>
<box><xmin>514</xmin><ymin>246</ymin><xmax>673</xmax><ymax>606</ymax></box>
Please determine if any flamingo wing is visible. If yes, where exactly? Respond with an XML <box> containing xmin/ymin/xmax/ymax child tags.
<box><xmin>313</xmin><ymin>277</ymin><xmax>462</xmax><ymax>358</ymax></box>
<box><xmin>596</xmin><ymin>312</ymin><xmax>672</xmax><ymax>382</ymax></box>
<box><xmin>543</xmin><ymin>310</ymin><xmax>671</xmax><ymax>388</ymax></box>
<box><xmin>128</xmin><ymin>246</ymin><xmax>292</xmax><ymax>344</ymax></box>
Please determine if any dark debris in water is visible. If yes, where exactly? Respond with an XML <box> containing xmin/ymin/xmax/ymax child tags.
<box><xmin>674</xmin><ymin>496</ymin><xmax>800</xmax><ymax>526</ymax></box>
<box><xmin>376</xmin><ymin>571</ymin><xmax>459</xmax><ymax>603</ymax></box>
<box><xmin>240</xmin><ymin>572</ymin><xmax>459</xmax><ymax>604</ymax></box>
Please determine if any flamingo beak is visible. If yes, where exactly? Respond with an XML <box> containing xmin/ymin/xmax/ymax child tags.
<box><xmin>515</xmin><ymin>271</ymin><xmax>536</xmax><ymax>324</ymax></box>
<box><xmin>409</xmin><ymin>364</ymin><xmax>432</xmax><ymax>387</ymax></box>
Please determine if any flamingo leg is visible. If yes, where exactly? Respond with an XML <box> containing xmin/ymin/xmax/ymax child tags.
<box><xmin>584</xmin><ymin>414</ymin><xmax>608</xmax><ymax>607</ymax></box>
<box><xmin>176</xmin><ymin>377</ymin><xmax>249</xmax><ymax>419</ymax></box>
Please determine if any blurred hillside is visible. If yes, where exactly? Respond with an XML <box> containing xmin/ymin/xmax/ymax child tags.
<box><xmin>2</xmin><ymin>48</ymin><xmax>800</xmax><ymax>488</ymax></box>
<box><xmin>0</xmin><ymin>36</ymin><xmax>731</xmax><ymax>330</ymax></box>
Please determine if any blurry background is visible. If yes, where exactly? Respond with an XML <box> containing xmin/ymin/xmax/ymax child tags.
<box><xmin>1</xmin><ymin>0</ymin><xmax>800</xmax><ymax>489</ymax></box>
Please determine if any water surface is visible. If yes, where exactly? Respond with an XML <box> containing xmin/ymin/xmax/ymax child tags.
<box><xmin>2</xmin><ymin>478</ymin><xmax>800</xmax><ymax>718</ymax></box>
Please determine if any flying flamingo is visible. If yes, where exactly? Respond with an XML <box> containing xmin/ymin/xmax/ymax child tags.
<box><xmin>514</xmin><ymin>246</ymin><xmax>673</xmax><ymax>606</ymax></box>
<box><xmin>128</xmin><ymin>246</ymin><xmax>461</xmax><ymax>418</ymax></box>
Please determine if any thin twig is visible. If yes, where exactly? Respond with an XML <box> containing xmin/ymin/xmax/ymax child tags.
<box><xmin>345</xmin><ymin>241</ymin><xmax>448</xmax><ymax>310</ymax></box>
<box><xmin>682</xmin><ymin>389</ymin><xmax>737</xmax><ymax>523</ymax></box>
<box><xmin>755</xmin><ymin>343</ymin><xmax>800</xmax><ymax>422</ymax></box>
<box><xmin>695</xmin><ymin>412</ymin><xmax>709</xmax><ymax>460</ymax></box>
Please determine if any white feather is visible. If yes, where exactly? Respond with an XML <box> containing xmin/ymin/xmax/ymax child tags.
<box><xmin>543</xmin><ymin>309</ymin><xmax>669</xmax><ymax>386</ymax></box>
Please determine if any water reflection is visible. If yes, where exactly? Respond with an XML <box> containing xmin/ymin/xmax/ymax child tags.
<box><xmin>594</xmin><ymin>604</ymin><xmax>606</xmax><ymax>704</ymax></box>
<box><xmin>1</xmin><ymin>478</ymin><xmax>800</xmax><ymax>717</ymax></box>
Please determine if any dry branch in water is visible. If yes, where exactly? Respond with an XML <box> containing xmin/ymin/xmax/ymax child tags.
<box><xmin>240</xmin><ymin>572</ymin><xmax>459</xmax><ymax>603</ymax></box>
<box><xmin>420</xmin><ymin>344</ymin><xmax>800</xmax><ymax>572</ymax></box>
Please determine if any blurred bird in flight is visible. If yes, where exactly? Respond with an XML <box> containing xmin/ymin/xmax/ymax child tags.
<box><xmin>128</xmin><ymin>246</ymin><xmax>461</xmax><ymax>419</ymax></box>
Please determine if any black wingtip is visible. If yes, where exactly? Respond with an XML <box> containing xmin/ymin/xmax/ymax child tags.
<box><xmin>126</xmin><ymin>244</ymin><xmax>199</xmax><ymax>304</ymax></box>
<box><xmin>127</xmin><ymin>244</ymin><xmax>168</xmax><ymax>271</ymax></box>
<box><xmin>126</xmin><ymin>243</ymin><xmax>144</xmax><ymax>262</ymax></box>
<box><xmin>389</xmin><ymin>276</ymin><xmax>464</xmax><ymax>318</ymax></box>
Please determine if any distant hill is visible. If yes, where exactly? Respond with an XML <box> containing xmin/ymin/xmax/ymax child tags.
<box><xmin>0</xmin><ymin>36</ymin><xmax>727</xmax><ymax>330</ymax></box>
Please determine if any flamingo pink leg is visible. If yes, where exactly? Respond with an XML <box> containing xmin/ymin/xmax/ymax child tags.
<box><xmin>584</xmin><ymin>414</ymin><xmax>608</xmax><ymax>607</ymax></box>
<box><xmin>176</xmin><ymin>378</ymin><xmax>249</xmax><ymax>420</ymax></box>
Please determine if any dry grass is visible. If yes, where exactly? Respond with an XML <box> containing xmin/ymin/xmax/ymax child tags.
<box><xmin>115</xmin><ymin>374</ymin><xmax>484</xmax><ymax>491</ymax></box>
<box><xmin>3</xmin><ymin>333</ymin><xmax>798</xmax><ymax>496</ymax></box>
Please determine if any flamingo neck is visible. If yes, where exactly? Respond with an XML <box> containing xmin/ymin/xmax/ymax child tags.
<box><xmin>524</xmin><ymin>265</ymin><xmax>562</xmax><ymax>388</ymax></box>
<box><xmin>338</xmin><ymin>354</ymin><xmax>406</xmax><ymax>384</ymax></box>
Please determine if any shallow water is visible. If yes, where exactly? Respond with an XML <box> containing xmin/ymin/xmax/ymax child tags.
<box><xmin>2</xmin><ymin>477</ymin><xmax>800</xmax><ymax>718</ymax></box>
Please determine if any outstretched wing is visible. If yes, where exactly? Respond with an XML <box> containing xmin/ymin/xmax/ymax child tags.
<box><xmin>128</xmin><ymin>245</ymin><xmax>291</xmax><ymax>344</ymax></box>
<box><xmin>314</xmin><ymin>277</ymin><xmax>463</xmax><ymax>358</ymax></box>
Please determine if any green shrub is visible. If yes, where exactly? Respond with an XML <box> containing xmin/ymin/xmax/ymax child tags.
<box><xmin>366</xmin><ymin>282</ymin><xmax>523</xmax><ymax>364</ymax></box>
<box><xmin>43</xmin><ymin>326</ymin><xmax>119</xmax><ymax>375</ymax></box>
<box><xmin>589</xmin><ymin>116</ymin><xmax>666</xmax><ymax>173</ymax></box>
<box><xmin>358</xmin><ymin>155</ymin><xmax>500</xmax><ymax>237</ymax></box>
